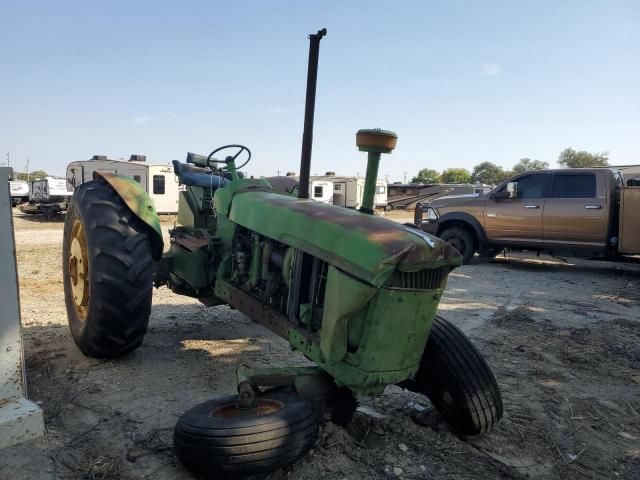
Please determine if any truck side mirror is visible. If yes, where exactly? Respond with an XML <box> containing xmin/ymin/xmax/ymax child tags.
<box><xmin>506</xmin><ymin>182</ymin><xmax>518</xmax><ymax>199</ymax></box>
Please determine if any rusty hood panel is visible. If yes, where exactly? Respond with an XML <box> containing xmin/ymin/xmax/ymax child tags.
<box><xmin>229</xmin><ymin>191</ymin><xmax>461</xmax><ymax>286</ymax></box>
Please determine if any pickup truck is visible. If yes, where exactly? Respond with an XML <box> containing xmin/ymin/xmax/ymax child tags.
<box><xmin>414</xmin><ymin>168</ymin><xmax>640</xmax><ymax>264</ymax></box>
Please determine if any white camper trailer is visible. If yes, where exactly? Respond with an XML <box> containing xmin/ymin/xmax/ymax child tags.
<box><xmin>315</xmin><ymin>175</ymin><xmax>387</xmax><ymax>209</ymax></box>
<box><xmin>309</xmin><ymin>179</ymin><xmax>333</xmax><ymax>204</ymax></box>
<box><xmin>281</xmin><ymin>174</ymin><xmax>334</xmax><ymax>204</ymax></box>
<box><xmin>29</xmin><ymin>177</ymin><xmax>73</xmax><ymax>203</ymax></box>
<box><xmin>66</xmin><ymin>155</ymin><xmax>179</xmax><ymax>214</ymax></box>
<box><xmin>19</xmin><ymin>176</ymin><xmax>73</xmax><ymax>216</ymax></box>
<box><xmin>9</xmin><ymin>180</ymin><xmax>29</xmax><ymax>206</ymax></box>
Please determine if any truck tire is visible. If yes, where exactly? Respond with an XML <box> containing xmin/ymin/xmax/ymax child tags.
<box><xmin>63</xmin><ymin>179</ymin><xmax>155</xmax><ymax>358</ymax></box>
<box><xmin>415</xmin><ymin>316</ymin><xmax>503</xmax><ymax>437</ymax></box>
<box><xmin>439</xmin><ymin>227</ymin><xmax>476</xmax><ymax>264</ymax></box>
<box><xmin>174</xmin><ymin>389</ymin><xmax>319</xmax><ymax>478</ymax></box>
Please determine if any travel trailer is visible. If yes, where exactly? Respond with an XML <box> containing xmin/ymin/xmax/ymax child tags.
<box><xmin>66</xmin><ymin>155</ymin><xmax>179</xmax><ymax>214</ymax></box>
<box><xmin>29</xmin><ymin>176</ymin><xmax>73</xmax><ymax>203</ymax></box>
<box><xmin>315</xmin><ymin>175</ymin><xmax>387</xmax><ymax>209</ymax></box>
<box><xmin>281</xmin><ymin>173</ymin><xmax>334</xmax><ymax>204</ymax></box>
<box><xmin>19</xmin><ymin>176</ymin><xmax>73</xmax><ymax>216</ymax></box>
<box><xmin>9</xmin><ymin>179</ymin><xmax>29</xmax><ymax>206</ymax></box>
<box><xmin>309</xmin><ymin>179</ymin><xmax>334</xmax><ymax>204</ymax></box>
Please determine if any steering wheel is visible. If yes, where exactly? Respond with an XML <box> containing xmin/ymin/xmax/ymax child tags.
<box><xmin>207</xmin><ymin>144</ymin><xmax>251</xmax><ymax>170</ymax></box>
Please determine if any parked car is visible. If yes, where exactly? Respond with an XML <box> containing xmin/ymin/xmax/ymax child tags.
<box><xmin>414</xmin><ymin>168</ymin><xmax>640</xmax><ymax>263</ymax></box>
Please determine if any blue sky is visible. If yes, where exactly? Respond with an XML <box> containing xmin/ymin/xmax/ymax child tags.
<box><xmin>1</xmin><ymin>0</ymin><xmax>638</xmax><ymax>180</ymax></box>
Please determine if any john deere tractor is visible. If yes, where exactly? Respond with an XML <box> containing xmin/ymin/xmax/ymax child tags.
<box><xmin>63</xmin><ymin>30</ymin><xmax>502</xmax><ymax>478</ymax></box>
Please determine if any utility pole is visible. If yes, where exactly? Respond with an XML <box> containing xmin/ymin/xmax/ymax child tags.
<box><xmin>25</xmin><ymin>158</ymin><xmax>30</xmax><ymax>182</ymax></box>
<box><xmin>403</xmin><ymin>171</ymin><xmax>407</xmax><ymax>184</ymax></box>
<box><xmin>2</xmin><ymin>153</ymin><xmax>9</xmax><ymax>167</ymax></box>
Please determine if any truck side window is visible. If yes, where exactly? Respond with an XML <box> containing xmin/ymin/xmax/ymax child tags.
<box><xmin>314</xmin><ymin>186</ymin><xmax>323</xmax><ymax>198</ymax></box>
<box><xmin>497</xmin><ymin>174</ymin><xmax>547</xmax><ymax>198</ymax></box>
<box><xmin>133</xmin><ymin>175</ymin><xmax>141</xmax><ymax>183</ymax></box>
<box><xmin>551</xmin><ymin>174</ymin><xmax>596</xmax><ymax>198</ymax></box>
<box><xmin>153</xmin><ymin>175</ymin><xmax>165</xmax><ymax>195</ymax></box>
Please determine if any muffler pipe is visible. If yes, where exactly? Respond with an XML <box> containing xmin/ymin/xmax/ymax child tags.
<box><xmin>298</xmin><ymin>28</ymin><xmax>327</xmax><ymax>199</ymax></box>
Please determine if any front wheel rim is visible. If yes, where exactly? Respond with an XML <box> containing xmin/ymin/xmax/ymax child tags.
<box><xmin>210</xmin><ymin>399</ymin><xmax>284</xmax><ymax>419</ymax></box>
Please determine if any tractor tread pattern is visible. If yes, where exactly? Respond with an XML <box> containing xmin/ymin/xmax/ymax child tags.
<box><xmin>63</xmin><ymin>179</ymin><xmax>154</xmax><ymax>358</ymax></box>
<box><xmin>174</xmin><ymin>390</ymin><xmax>319</xmax><ymax>478</ymax></box>
<box><xmin>416</xmin><ymin>315</ymin><xmax>503</xmax><ymax>436</ymax></box>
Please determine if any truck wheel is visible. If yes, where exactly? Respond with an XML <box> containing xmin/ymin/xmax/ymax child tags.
<box><xmin>174</xmin><ymin>389</ymin><xmax>319</xmax><ymax>478</ymax></box>
<box><xmin>63</xmin><ymin>179</ymin><xmax>155</xmax><ymax>358</ymax></box>
<box><xmin>415</xmin><ymin>316</ymin><xmax>503</xmax><ymax>437</ymax></box>
<box><xmin>439</xmin><ymin>227</ymin><xmax>476</xmax><ymax>264</ymax></box>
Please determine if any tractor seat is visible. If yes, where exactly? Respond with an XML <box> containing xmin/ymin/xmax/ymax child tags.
<box><xmin>172</xmin><ymin>160</ymin><xmax>230</xmax><ymax>189</ymax></box>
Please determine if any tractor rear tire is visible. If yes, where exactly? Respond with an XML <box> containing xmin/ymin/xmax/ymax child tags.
<box><xmin>63</xmin><ymin>179</ymin><xmax>155</xmax><ymax>358</ymax></box>
<box><xmin>439</xmin><ymin>227</ymin><xmax>476</xmax><ymax>264</ymax></box>
<box><xmin>174</xmin><ymin>389</ymin><xmax>319</xmax><ymax>478</ymax></box>
<box><xmin>415</xmin><ymin>315</ymin><xmax>503</xmax><ymax>437</ymax></box>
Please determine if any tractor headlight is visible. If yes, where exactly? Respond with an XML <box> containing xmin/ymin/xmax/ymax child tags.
<box><xmin>426</xmin><ymin>207</ymin><xmax>439</xmax><ymax>221</ymax></box>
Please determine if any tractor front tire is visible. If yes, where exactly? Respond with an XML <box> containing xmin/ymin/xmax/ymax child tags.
<box><xmin>415</xmin><ymin>316</ymin><xmax>503</xmax><ymax>437</ymax></box>
<box><xmin>174</xmin><ymin>389</ymin><xmax>319</xmax><ymax>478</ymax></box>
<box><xmin>63</xmin><ymin>179</ymin><xmax>155</xmax><ymax>358</ymax></box>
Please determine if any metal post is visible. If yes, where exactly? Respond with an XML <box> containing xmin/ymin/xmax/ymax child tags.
<box><xmin>298</xmin><ymin>28</ymin><xmax>327</xmax><ymax>199</ymax></box>
<box><xmin>0</xmin><ymin>167</ymin><xmax>44</xmax><ymax>449</ymax></box>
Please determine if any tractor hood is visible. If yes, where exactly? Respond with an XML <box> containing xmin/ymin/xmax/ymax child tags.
<box><xmin>229</xmin><ymin>191</ymin><xmax>461</xmax><ymax>287</ymax></box>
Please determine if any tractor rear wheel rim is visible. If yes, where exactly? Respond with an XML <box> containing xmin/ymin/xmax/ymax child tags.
<box><xmin>68</xmin><ymin>219</ymin><xmax>90</xmax><ymax>321</ymax></box>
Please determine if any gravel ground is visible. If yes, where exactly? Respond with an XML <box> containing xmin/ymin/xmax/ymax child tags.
<box><xmin>1</xmin><ymin>209</ymin><xmax>639</xmax><ymax>479</ymax></box>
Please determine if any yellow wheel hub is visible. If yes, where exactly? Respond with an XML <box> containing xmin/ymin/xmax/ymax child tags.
<box><xmin>68</xmin><ymin>220</ymin><xmax>89</xmax><ymax>320</ymax></box>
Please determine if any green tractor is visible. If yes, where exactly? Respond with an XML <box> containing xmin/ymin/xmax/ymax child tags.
<box><xmin>62</xmin><ymin>30</ymin><xmax>502</xmax><ymax>478</ymax></box>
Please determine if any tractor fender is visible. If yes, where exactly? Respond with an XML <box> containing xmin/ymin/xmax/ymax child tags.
<box><xmin>93</xmin><ymin>172</ymin><xmax>164</xmax><ymax>260</ymax></box>
<box><xmin>436</xmin><ymin>212</ymin><xmax>489</xmax><ymax>252</ymax></box>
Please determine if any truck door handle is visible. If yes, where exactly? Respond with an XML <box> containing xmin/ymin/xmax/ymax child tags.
<box><xmin>584</xmin><ymin>205</ymin><xmax>602</xmax><ymax>209</ymax></box>
<box><xmin>524</xmin><ymin>205</ymin><xmax>539</xmax><ymax>209</ymax></box>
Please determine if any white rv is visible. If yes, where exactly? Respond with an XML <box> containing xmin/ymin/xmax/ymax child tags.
<box><xmin>29</xmin><ymin>177</ymin><xmax>73</xmax><ymax>202</ymax></box>
<box><xmin>66</xmin><ymin>155</ymin><xmax>179</xmax><ymax>214</ymax></box>
<box><xmin>9</xmin><ymin>180</ymin><xmax>29</xmax><ymax>206</ymax></box>
<box><xmin>19</xmin><ymin>176</ymin><xmax>73</xmax><ymax>216</ymax></box>
<box><xmin>282</xmin><ymin>174</ymin><xmax>334</xmax><ymax>204</ymax></box>
<box><xmin>309</xmin><ymin>180</ymin><xmax>334</xmax><ymax>204</ymax></box>
<box><xmin>313</xmin><ymin>175</ymin><xmax>387</xmax><ymax>209</ymax></box>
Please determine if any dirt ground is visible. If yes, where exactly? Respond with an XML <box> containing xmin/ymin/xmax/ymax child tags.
<box><xmin>1</xmin><ymin>210</ymin><xmax>639</xmax><ymax>480</ymax></box>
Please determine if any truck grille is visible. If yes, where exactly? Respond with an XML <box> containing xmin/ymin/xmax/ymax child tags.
<box><xmin>387</xmin><ymin>266</ymin><xmax>449</xmax><ymax>290</ymax></box>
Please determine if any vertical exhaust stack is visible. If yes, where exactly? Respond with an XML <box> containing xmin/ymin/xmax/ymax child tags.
<box><xmin>298</xmin><ymin>28</ymin><xmax>327</xmax><ymax>199</ymax></box>
<box><xmin>356</xmin><ymin>129</ymin><xmax>398</xmax><ymax>214</ymax></box>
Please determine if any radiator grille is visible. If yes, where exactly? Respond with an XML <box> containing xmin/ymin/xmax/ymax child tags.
<box><xmin>387</xmin><ymin>266</ymin><xmax>450</xmax><ymax>290</ymax></box>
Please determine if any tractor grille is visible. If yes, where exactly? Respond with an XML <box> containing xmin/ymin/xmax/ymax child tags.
<box><xmin>387</xmin><ymin>266</ymin><xmax>450</xmax><ymax>290</ymax></box>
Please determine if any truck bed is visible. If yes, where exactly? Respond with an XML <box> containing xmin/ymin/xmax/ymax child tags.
<box><xmin>619</xmin><ymin>186</ymin><xmax>640</xmax><ymax>255</ymax></box>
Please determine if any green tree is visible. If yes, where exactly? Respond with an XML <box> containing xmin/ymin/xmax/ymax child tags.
<box><xmin>558</xmin><ymin>148</ymin><xmax>609</xmax><ymax>168</ymax></box>
<box><xmin>15</xmin><ymin>170</ymin><xmax>48</xmax><ymax>181</ymax></box>
<box><xmin>440</xmin><ymin>168</ymin><xmax>471</xmax><ymax>184</ymax></box>
<box><xmin>512</xmin><ymin>158</ymin><xmax>549</xmax><ymax>175</ymax></box>
<box><xmin>471</xmin><ymin>162</ymin><xmax>508</xmax><ymax>185</ymax></box>
<box><xmin>411</xmin><ymin>168</ymin><xmax>441</xmax><ymax>184</ymax></box>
